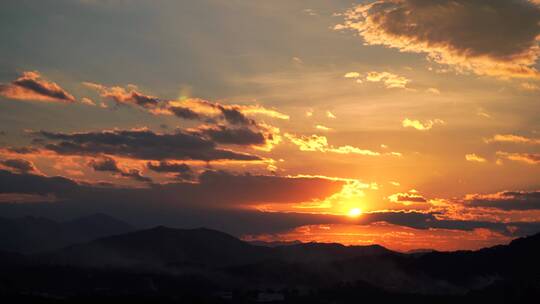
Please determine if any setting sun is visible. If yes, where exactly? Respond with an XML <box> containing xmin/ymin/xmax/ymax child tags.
<box><xmin>348</xmin><ymin>208</ymin><xmax>362</xmax><ymax>217</ymax></box>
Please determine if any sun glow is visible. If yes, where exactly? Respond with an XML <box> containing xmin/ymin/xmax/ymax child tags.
<box><xmin>348</xmin><ymin>208</ymin><xmax>362</xmax><ymax>217</ymax></box>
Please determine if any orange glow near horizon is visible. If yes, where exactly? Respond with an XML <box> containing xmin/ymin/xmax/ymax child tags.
<box><xmin>242</xmin><ymin>223</ymin><xmax>514</xmax><ymax>252</ymax></box>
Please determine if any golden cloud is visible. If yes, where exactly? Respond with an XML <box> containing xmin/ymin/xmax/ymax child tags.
<box><xmin>337</xmin><ymin>0</ymin><xmax>540</xmax><ymax>79</ymax></box>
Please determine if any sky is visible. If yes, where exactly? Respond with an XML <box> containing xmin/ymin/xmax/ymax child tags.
<box><xmin>0</xmin><ymin>0</ymin><xmax>539</xmax><ymax>252</ymax></box>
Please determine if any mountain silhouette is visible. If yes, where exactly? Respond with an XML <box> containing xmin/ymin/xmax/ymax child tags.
<box><xmin>0</xmin><ymin>214</ymin><xmax>133</xmax><ymax>254</ymax></box>
<box><xmin>2</xmin><ymin>218</ymin><xmax>540</xmax><ymax>302</ymax></box>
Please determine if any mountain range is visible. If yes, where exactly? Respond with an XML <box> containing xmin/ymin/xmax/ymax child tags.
<box><xmin>0</xmin><ymin>214</ymin><xmax>539</xmax><ymax>303</ymax></box>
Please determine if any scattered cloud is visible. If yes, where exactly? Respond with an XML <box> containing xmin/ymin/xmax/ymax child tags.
<box><xmin>0</xmin><ymin>158</ymin><xmax>39</xmax><ymax>174</ymax></box>
<box><xmin>83</xmin><ymin>82</ymin><xmax>160</xmax><ymax>108</ymax></box>
<box><xmin>402</xmin><ymin>118</ymin><xmax>445</xmax><ymax>131</ymax></box>
<box><xmin>496</xmin><ymin>151</ymin><xmax>540</xmax><ymax>165</ymax></box>
<box><xmin>80</xmin><ymin>97</ymin><xmax>96</xmax><ymax>106</ymax></box>
<box><xmin>465</xmin><ymin>191</ymin><xmax>540</xmax><ymax>210</ymax></box>
<box><xmin>486</xmin><ymin>134</ymin><xmax>540</xmax><ymax>145</ymax></box>
<box><xmin>345</xmin><ymin>71</ymin><xmax>411</xmax><ymax>89</ymax></box>
<box><xmin>147</xmin><ymin>161</ymin><xmax>194</xmax><ymax>181</ymax></box>
<box><xmin>520</xmin><ymin>82</ymin><xmax>540</xmax><ymax>91</ymax></box>
<box><xmin>465</xmin><ymin>153</ymin><xmax>487</xmax><ymax>163</ymax></box>
<box><xmin>365</xmin><ymin>71</ymin><xmax>410</xmax><ymax>89</ymax></box>
<box><xmin>315</xmin><ymin>125</ymin><xmax>332</xmax><ymax>131</ymax></box>
<box><xmin>344</xmin><ymin>72</ymin><xmax>360</xmax><ymax>78</ymax></box>
<box><xmin>35</xmin><ymin>129</ymin><xmax>262</xmax><ymax>162</ymax></box>
<box><xmin>388</xmin><ymin>190</ymin><xmax>428</xmax><ymax>205</ymax></box>
<box><xmin>285</xmin><ymin>134</ymin><xmax>383</xmax><ymax>156</ymax></box>
<box><xmin>0</xmin><ymin>71</ymin><xmax>75</xmax><ymax>103</ymax></box>
<box><xmin>88</xmin><ymin>156</ymin><xmax>152</xmax><ymax>183</ymax></box>
<box><xmin>336</xmin><ymin>0</ymin><xmax>540</xmax><ymax>78</ymax></box>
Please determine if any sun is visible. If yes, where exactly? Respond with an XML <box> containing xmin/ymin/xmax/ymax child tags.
<box><xmin>347</xmin><ymin>208</ymin><xmax>362</xmax><ymax>218</ymax></box>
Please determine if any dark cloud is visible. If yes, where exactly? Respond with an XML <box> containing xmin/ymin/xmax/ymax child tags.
<box><xmin>88</xmin><ymin>157</ymin><xmax>120</xmax><ymax>172</ymax></box>
<box><xmin>396</xmin><ymin>194</ymin><xmax>427</xmax><ymax>203</ymax></box>
<box><xmin>0</xmin><ymin>169</ymin><xmax>539</xmax><ymax>237</ymax></box>
<box><xmin>88</xmin><ymin>157</ymin><xmax>151</xmax><ymax>183</ymax></box>
<box><xmin>0</xmin><ymin>158</ymin><xmax>38</xmax><ymax>174</ymax></box>
<box><xmin>340</xmin><ymin>0</ymin><xmax>540</xmax><ymax>78</ymax></box>
<box><xmin>169</xmin><ymin>106</ymin><xmax>204</xmax><ymax>120</ymax></box>
<box><xmin>167</xmin><ymin>100</ymin><xmax>255</xmax><ymax>126</ymax></box>
<box><xmin>36</xmin><ymin>129</ymin><xmax>262</xmax><ymax>161</ymax></box>
<box><xmin>147</xmin><ymin>161</ymin><xmax>194</xmax><ymax>180</ymax></box>
<box><xmin>466</xmin><ymin>191</ymin><xmax>540</xmax><ymax>210</ymax></box>
<box><xmin>217</xmin><ymin>105</ymin><xmax>255</xmax><ymax>125</ymax></box>
<box><xmin>120</xmin><ymin>169</ymin><xmax>152</xmax><ymax>183</ymax></box>
<box><xmin>5</xmin><ymin>146</ymin><xmax>39</xmax><ymax>154</ymax></box>
<box><xmin>193</xmin><ymin>125</ymin><xmax>266</xmax><ymax>145</ymax></box>
<box><xmin>0</xmin><ymin>71</ymin><xmax>75</xmax><ymax>103</ymax></box>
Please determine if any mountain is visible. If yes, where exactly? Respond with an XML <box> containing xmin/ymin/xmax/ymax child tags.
<box><xmin>0</xmin><ymin>214</ymin><xmax>133</xmax><ymax>254</ymax></box>
<box><xmin>1</xmin><ymin>226</ymin><xmax>540</xmax><ymax>302</ymax></box>
<box><xmin>48</xmin><ymin>226</ymin><xmax>273</xmax><ymax>269</ymax></box>
<box><xmin>49</xmin><ymin>226</ymin><xmax>395</xmax><ymax>270</ymax></box>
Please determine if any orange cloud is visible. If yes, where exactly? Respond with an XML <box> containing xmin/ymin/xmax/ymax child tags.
<box><xmin>465</xmin><ymin>153</ymin><xmax>487</xmax><ymax>163</ymax></box>
<box><xmin>486</xmin><ymin>134</ymin><xmax>540</xmax><ymax>145</ymax></box>
<box><xmin>496</xmin><ymin>151</ymin><xmax>540</xmax><ymax>165</ymax></box>
<box><xmin>285</xmin><ymin>133</ymin><xmax>381</xmax><ymax>156</ymax></box>
<box><xmin>337</xmin><ymin>0</ymin><xmax>540</xmax><ymax>78</ymax></box>
<box><xmin>402</xmin><ymin>118</ymin><xmax>445</xmax><ymax>131</ymax></box>
<box><xmin>83</xmin><ymin>82</ymin><xmax>160</xmax><ymax>108</ymax></box>
<box><xmin>365</xmin><ymin>71</ymin><xmax>410</xmax><ymax>89</ymax></box>
<box><xmin>0</xmin><ymin>71</ymin><xmax>75</xmax><ymax>103</ymax></box>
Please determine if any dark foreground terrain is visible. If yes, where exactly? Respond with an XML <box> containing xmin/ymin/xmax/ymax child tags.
<box><xmin>0</xmin><ymin>215</ymin><xmax>539</xmax><ymax>303</ymax></box>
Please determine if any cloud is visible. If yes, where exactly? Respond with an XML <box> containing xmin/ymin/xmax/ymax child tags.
<box><xmin>88</xmin><ymin>157</ymin><xmax>120</xmax><ymax>172</ymax></box>
<box><xmin>0</xmin><ymin>71</ymin><xmax>75</xmax><ymax>103</ymax></box>
<box><xmin>344</xmin><ymin>72</ymin><xmax>361</xmax><ymax>78</ymax></box>
<box><xmin>1</xmin><ymin>169</ymin><xmax>540</xmax><ymax>239</ymax></box>
<box><xmin>159</xmin><ymin>99</ymin><xmax>288</xmax><ymax>128</ymax></box>
<box><xmin>326</xmin><ymin>111</ymin><xmax>336</xmax><ymax>119</ymax></box>
<box><xmin>35</xmin><ymin>128</ymin><xmax>262</xmax><ymax>162</ymax></box>
<box><xmin>80</xmin><ymin>97</ymin><xmax>96</xmax><ymax>106</ymax></box>
<box><xmin>426</xmin><ymin>88</ymin><xmax>441</xmax><ymax>95</ymax></box>
<box><xmin>315</xmin><ymin>125</ymin><xmax>332</xmax><ymax>131</ymax></box>
<box><xmin>0</xmin><ymin>158</ymin><xmax>39</xmax><ymax>174</ymax></box>
<box><xmin>337</xmin><ymin>0</ymin><xmax>540</xmax><ymax>78</ymax></box>
<box><xmin>88</xmin><ymin>156</ymin><xmax>152</xmax><ymax>183</ymax></box>
<box><xmin>388</xmin><ymin>190</ymin><xmax>428</xmax><ymax>205</ymax></box>
<box><xmin>191</xmin><ymin>124</ymin><xmax>267</xmax><ymax>146</ymax></box>
<box><xmin>285</xmin><ymin>133</ymin><xmax>381</xmax><ymax>156</ymax></box>
<box><xmin>465</xmin><ymin>191</ymin><xmax>540</xmax><ymax>210</ymax></box>
<box><xmin>365</xmin><ymin>71</ymin><xmax>410</xmax><ymax>89</ymax></box>
<box><xmin>83</xmin><ymin>82</ymin><xmax>160</xmax><ymax>108</ymax></box>
<box><xmin>402</xmin><ymin>118</ymin><xmax>445</xmax><ymax>131</ymax></box>
<box><xmin>147</xmin><ymin>161</ymin><xmax>194</xmax><ymax>181</ymax></box>
<box><xmin>496</xmin><ymin>151</ymin><xmax>540</xmax><ymax>165</ymax></box>
<box><xmin>465</xmin><ymin>153</ymin><xmax>487</xmax><ymax>163</ymax></box>
<box><xmin>486</xmin><ymin>134</ymin><xmax>540</xmax><ymax>144</ymax></box>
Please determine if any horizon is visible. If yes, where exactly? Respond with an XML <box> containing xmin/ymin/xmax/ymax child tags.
<box><xmin>1</xmin><ymin>0</ymin><xmax>540</xmax><ymax>254</ymax></box>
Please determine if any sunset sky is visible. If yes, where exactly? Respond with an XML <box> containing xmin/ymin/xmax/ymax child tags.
<box><xmin>1</xmin><ymin>0</ymin><xmax>539</xmax><ymax>252</ymax></box>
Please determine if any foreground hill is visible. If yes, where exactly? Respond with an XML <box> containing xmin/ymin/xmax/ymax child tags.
<box><xmin>1</xmin><ymin>224</ymin><xmax>540</xmax><ymax>302</ymax></box>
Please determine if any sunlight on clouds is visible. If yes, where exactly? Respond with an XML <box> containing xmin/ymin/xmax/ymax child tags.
<box><xmin>465</xmin><ymin>154</ymin><xmax>487</xmax><ymax>163</ymax></box>
<box><xmin>485</xmin><ymin>134</ymin><xmax>540</xmax><ymax>145</ymax></box>
<box><xmin>402</xmin><ymin>118</ymin><xmax>445</xmax><ymax>131</ymax></box>
<box><xmin>336</xmin><ymin>0</ymin><xmax>540</xmax><ymax>79</ymax></box>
